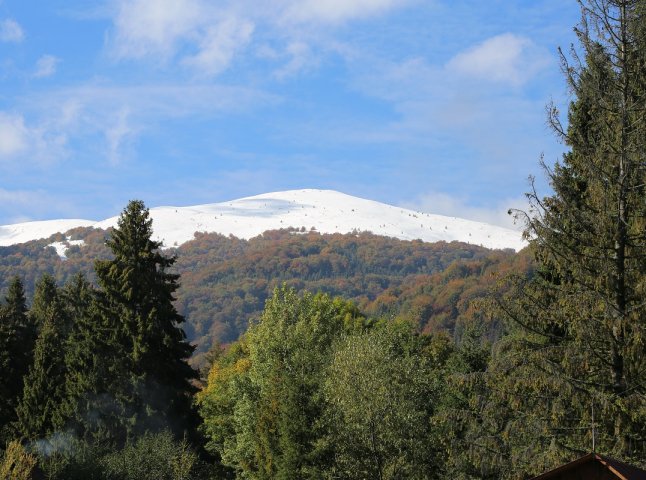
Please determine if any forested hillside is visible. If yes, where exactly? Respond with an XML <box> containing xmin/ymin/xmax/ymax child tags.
<box><xmin>0</xmin><ymin>227</ymin><xmax>528</xmax><ymax>361</ymax></box>
<box><xmin>0</xmin><ymin>200</ymin><xmax>535</xmax><ymax>480</ymax></box>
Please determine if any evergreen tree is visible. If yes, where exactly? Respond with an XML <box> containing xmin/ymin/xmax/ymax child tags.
<box><xmin>94</xmin><ymin>200</ymin><xmax>198</xmax><ymax>442</ymax></box>
<box><xmin>0</xmin><ymin>304</ymin><xmax>11</xmax><ymax>439</ymax></box>
<box><xmin>498</xmin><ymin>0</ymin><xmax>646</xmax><ymax>472</ymax></box>
<box><xmin>29</xmin><ymin>273</ymin><xmax>60</xmax><ymax>332</ymax></box>
<box><xmin>15</xmin><ymin>276</ymin><xmax>68</xmax><ymax>439</ymax></box>
<box><xmin>430</xmin><ymin>327</ymin><xmax>507</xmax><ymax>479</ymax></box>
<box><xmin>60</xmin><ymin>273</ymin><xmax>128</xmax><ymax>444</ymax></box>
<box><xmin>0</xmin><ymin>277</ymin><xmax>32</xmax><ymax>442</ymax></box>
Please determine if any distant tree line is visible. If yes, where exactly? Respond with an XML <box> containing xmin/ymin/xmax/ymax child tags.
<box><xmin>0</xmin><ymin>222</ymin><xmax>523</xmax><ymax>361</ymax></box>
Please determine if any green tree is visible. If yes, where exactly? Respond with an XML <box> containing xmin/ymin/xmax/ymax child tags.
<box><xmin>499</xmin><ymin>0</ymin><xmax>646</xmax><ymax>472</ymax></box>
<box><xmin>430</xmin><ymin>326</ymin><xmax>508</xmax><ymax>479</ymax></box>
<box><xmin>15</xmin><ymin>275</ymin><xmax>68</xmax><ymax>439</ymax></box>
<box><xmin>0</xmin><ymin>276</ymin><xmax>33</xmax><ymax>442</ymax></box>
<box><xmin>59</xmin><ymin>273</ymin><xmax>129</xmax><ymax>444</ymax></box>
<box><xmin>100</xmin><ymin>431</ymin><xmax>200</xmax><ymax>480</ymax></box>
<box><xmin>94</xmin><ymin>200</ymin><xmax>198</xmax><ymax>442</ymax></box>
<box><xmin>29</xmin><ymin>273</ymin><xmax>60</xmax><ymax>332</ymax></box>
<box><xmin>196</xmin><ymin>339</ymin><xmax>247</xmax><ymax>479</ymax></box>
<box><xmin>199</xmin><ymin>286</ymin><xmax>367</xmax><ymax>479</ymax></box>
<box><xmin>324</xmin><ymin>323</ymin><xmax>437</xmax><ymax>480</ymax></box>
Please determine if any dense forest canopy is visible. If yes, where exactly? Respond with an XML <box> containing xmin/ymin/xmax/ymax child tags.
<box><xmin>0</xmin><ymin>227</ymin><xmax>527</xmax><ymax>362</ymax></box>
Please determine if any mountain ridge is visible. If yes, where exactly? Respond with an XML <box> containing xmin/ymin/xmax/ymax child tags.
<box><xmin>0</xmin><ymin>189</ymin><xmax>526</xmax><ymax>251</ymax></box>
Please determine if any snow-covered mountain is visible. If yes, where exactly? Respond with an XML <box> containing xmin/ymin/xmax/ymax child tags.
<box><xmin>0</xmin><ymin>189</ymin><xmax>526</xmax><ymax>251</ymax></box>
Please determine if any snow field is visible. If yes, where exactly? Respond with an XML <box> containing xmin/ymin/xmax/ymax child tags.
<box><xmin>0</xmin><ymin>190</ymin><xmax>526</xmax><ymax>252</ymax></box>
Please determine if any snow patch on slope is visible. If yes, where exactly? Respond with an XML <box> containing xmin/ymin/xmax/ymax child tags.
<box><xmin>47</xmin><ymin>238</ymin><xmax>85</xmax><ymax>259</ymax></box>
<box><xmin>0</xmin><ymin>190</ymin><xmax>526</xmax><ymax>251</ymax></box>
<box><xmin>0</xmin><ymin>219</ymin><xmax>94</xmax><ymax>247</ymax></box>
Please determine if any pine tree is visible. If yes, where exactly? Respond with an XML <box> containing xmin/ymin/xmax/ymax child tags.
<box><xmin>15</xmin><ymin>276</ymin><xmax>68</xmax><ymax>439</ymax></box>
<box><xmin>498</xmin><ymin>0</ymin><xmax>646</xmax><ymax>471</ymax></box>
<box><xmin>0</xmin><ymin>277</ymin><xmax>32</xmax><ymax>441</ymax></box>
<box><xmin>94</xmin><ymin>200</ymin><xmax>198</xmax><ymax>442</ymax></box>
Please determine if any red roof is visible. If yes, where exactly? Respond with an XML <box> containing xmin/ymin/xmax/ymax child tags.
<box><xmin>531</xmin><ymin>453</ymin><xmax>646</xmax><ymax>480</ymax></box>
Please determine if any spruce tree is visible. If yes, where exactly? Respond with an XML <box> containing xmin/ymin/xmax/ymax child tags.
<box><xmin>497</xmin><ymin>0</ymin><xmax>646</xmax><ymax>472</ymax></box>
<box><xmin>15</xmin><ymin>276</ymin><xmax>68</xmax><ymax>439</ymax></box>
<box><xmin>0</xmin><ymin>305</ymin><xmax>11</xmax><ymax>439</ymax></box>
<box><xmin>0</xmin><ymin>277</ymin><xmax>32</xmax><ymax>442</ymax></box>
<box><xmin>60</xmin><ymin>273</ymin><xmax>128</xmax><ymax>444</ymax></box>
<box><xmin>94</xmin><ymin>200</ymin><xmax>197</xmax><ymax>442</ymax></box>
<box><xmin>29</xmin><ymin>273</ymin><xmax>59</xmax><ymax>330</ymax></box>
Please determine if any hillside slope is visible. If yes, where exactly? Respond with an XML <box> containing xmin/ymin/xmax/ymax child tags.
<box><xmin>0</xmin><ymin>227</ymin><xmax>532</xmax><ymax>361</ymax></box>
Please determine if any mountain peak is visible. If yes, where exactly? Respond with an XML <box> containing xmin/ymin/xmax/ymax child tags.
<box><xmin>0</xmin><ymin>190</ymin><xmax>526</xmax><ymax>251</ymax></box>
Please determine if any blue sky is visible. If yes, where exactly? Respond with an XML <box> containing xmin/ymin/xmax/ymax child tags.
<box><xmin>0</xmin><ymin>0</ymin><xmax>580</xmax><ymax>227</ymax></box>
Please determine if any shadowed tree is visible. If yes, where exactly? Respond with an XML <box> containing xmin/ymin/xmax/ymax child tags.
<box><xmin>494</xmin><ymin>0</ymin><xmax>646</xmax><ymax>473</ymax></box>
<box><xmin>0</xmin><ymin>277</ymin><xmax>33</xmax><ymax>442</ymax></box>
<box><xmin>94</xmin><ymin>200</ymin><xmax>198</xmax><ymax>443</ymax></box>
<box><xmin>15</xmin><ymin>275</ymin><xmax>68</xmax><ymax>439</ymax></box>
<box><xmin>59</xmin><ymin>273</ymin><xmax>129</xmax><ymax>444</ymax></box>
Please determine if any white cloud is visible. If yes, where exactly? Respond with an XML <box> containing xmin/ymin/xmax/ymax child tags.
<box><xmin>34</xmin><ymin>55</ymin><xmax>60</xmax><ymax>78</ymax></box>
<box><xmin>343</xmin><ymin>46</ymin><xmax>556</xmax><ymax>165</ymax></box>
<box><xmin>0</xmin><ymin>187</ymin><xmax>81</xmax><ymax>223</ymax></box>
<box><xmin>0</xmin><ymin>18</ymin><xmax>24</xmax><ymax>42</ymax></box>
<box><xmin>182</xmin><ymin>17</ymin><xmax>254</xmax><ymax>76</ymax></box>
<box><xmin>109</xmin><ymin>0</ymin><xmax>257</xmax><ymax>76</ymax></box>
<box><xmin>12</xmin><ymin>82</ymin><xmax>277</xmax><ymax>165</ymax></box>
<box><xmin>402</xmin><ymin>191</ymin><xmax>530</xmax><ymax>231</ymax></box>
<box><xmin>446</xmin><ymin>33</ymin><xmax>549</xmax><ymax>86</ymax></box>
<box><xmin>0</xmin><ymin>111</ymin><xmax>69</xmax><ymax>164</ymax></box>
<box><xmin>0</xmin><ymin>188</ymin><xmax>40</xmax><ymax>209</ymax></box>
<box><xmin>110</xmin><ymin>0</ymin><xmax>203</xmax><ymax>59</ymax></box>
<box><xmin>0</xmin><ymin>113</ymin><xmax>28</xmax><ymax>157</ymax></box>
<box><xmin>283</xmin><ymin>0</ymin><xmax>404</xmax><ymax>24</ymax></box>
<box><xmin>105</xmin><ymin>107</ymin><xmax>136</xmax><ymax>165</ymax></box>
<box><xmin>26</xmin><ymin>83</ymin><xmax>273</xmax><ymax>119</ymax></box>
<box><xmin>273</xmin><ymin>41</ymin><xmax>317</xmax><ymax>79</ymax></box>
<box><xmin>106</xmin><ymin>0</ymin><xmax>408</xmax><ymax>77</ymax></box>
